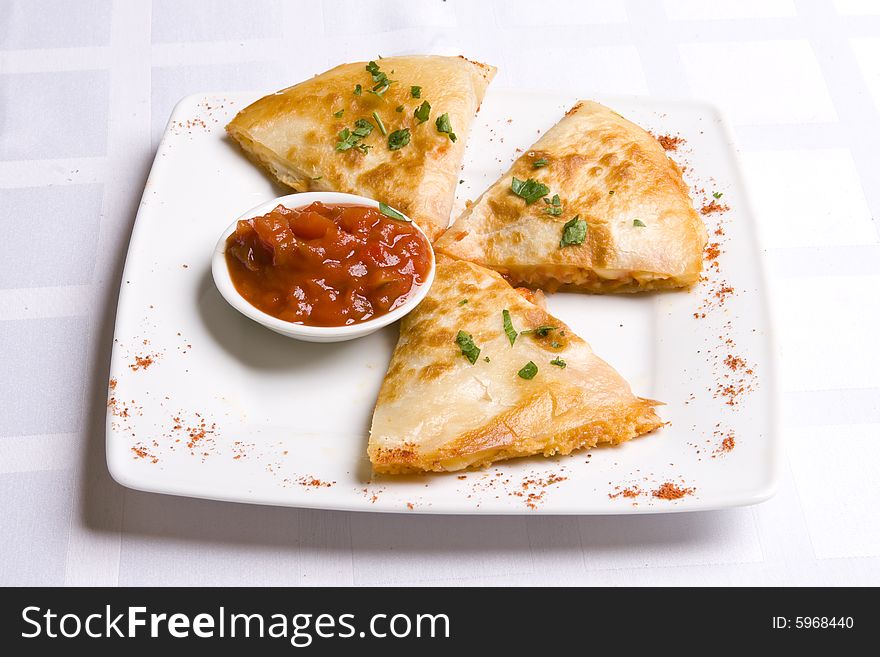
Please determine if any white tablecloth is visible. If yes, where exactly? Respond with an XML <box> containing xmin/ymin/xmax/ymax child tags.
<box><xmin>1</xmin><ymin>0</ymin><xmax>879</xmax><ymax>586</ymax></box>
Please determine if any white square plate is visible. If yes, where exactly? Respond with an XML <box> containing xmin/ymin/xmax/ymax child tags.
<box><xmin>107</xmin><ymin>89</ymin><xmax>779</xmax><ymax>514</ymax></box>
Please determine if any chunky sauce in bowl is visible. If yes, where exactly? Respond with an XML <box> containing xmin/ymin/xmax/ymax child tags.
<box><xmin>224</xmin><ymin>201</ymin><xmax>432</xmax><ymax>327</ymax></box>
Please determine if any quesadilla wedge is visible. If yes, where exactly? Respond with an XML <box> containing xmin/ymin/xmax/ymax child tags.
<box><xmin>368</xmin><ymin>256</ymin><xmax>662</xmax><ymax>473</ymax></box>
<box><xmin>226</xmin><ymin>55</ymin><xmax>496</xmax><ymax>240</ymax></box>
<box><xmin>434</xmin><ymin>100</ymin><xmax>707</xmax><ymax>291</ymax></box>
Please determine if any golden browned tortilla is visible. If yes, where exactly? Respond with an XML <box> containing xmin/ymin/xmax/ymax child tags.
<box><xmin>368</xmin><ymin>256</ymin><xmax>663</xmax><ymax>473</ymax></box>
<box><xmin>226</xmin><ymin>55</ymin><xmax>496</xmax><ymax>241</ymax></box>
<box><xmin>435</xmin><ymin>100</ymin><xmax>707</xmax><ymax>292</ymax></box>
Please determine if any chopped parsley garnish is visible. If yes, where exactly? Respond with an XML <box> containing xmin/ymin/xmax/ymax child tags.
<box><xmin>633</xmin><ymin>219</ymin><xmax>646</xmax><ymax>227</ymax></box>
<box><xmin>353</xmin><ymin>118</ymin><xmax>373</xmax><ymax>135</ymax></box>
<box><xmin>435</xmin><ymin>113</ymin><xmax>457</xmax><ymax>142</ymax></box>
<box><xmin>456</xmin><ymin>331</ymin><xmax>481</xmax><ymax>365</ymax></box>
<box><xmin>511</xmin><ymin>177</ymin><xmax>550</xmax><ymax>204</ymax></box>
<box><xmin>411</xmin><ymin>86</ymin><xmax>421</xmax><ymax>98</ymax></box>
<box><xmin>559</xmin><ymin>215</ymin><xmax>587</xmax><ymax>247</ymax></box>
<box><xmin>458</xmin><ymin>299</ymin><xmax>468</xmax><ymax>306</ymax></box>
<box><xmin>388</xmin><ymin>128</ymin><xmax>411</xmax><ymax>150</ymax></box>
<box><xmin>544</xmin><ymin>193</ymin><xmax>562</xmax><ymax>216</ymax></box>
<box><xmin>333</xmin><ymin>109</ymin><xmax>344</xmax><ymax>118</ymax></box>
<box><xmin>518</xmin><ymin>361</ymin><xmax>538</xmax><ymax>379</ymax></box>
<box><xmin>550</xmin><ymin>341</ymin><xmax>561</xmax><ymax>349</ymax></box>
<box><xmin>366</xmin><ymin>60</ymin><xmax>395</xmax><ymax>97</ymax></box>
<box><xmin>521</xmin><ymin>325</ymin><xmax>557</xmax><ymax>337</ymax></box>
<box><xmin>550</xmin><ymin>357</ymin><xmax>566</xmax><ymax>368</ymax></box>
<box><xmin>378</xmin><ymin>203</ymin><xmax>409</xmax><ymax>222</ymax></box>
<box><xmin>335</xmin><ymin>118</ymin><xmax>374</xmax><ymax>153</ymax></box>
<box><xmin>414</xmin><ymin>100</ymin><xmax>431</xmax><ymax>124</ymax></box>
<box><xmin>502</xmin><ymin>309</ymin><xmax>517</xmax><ymax>346</ymax></box>
<box><xmin>395</xmin><ymin>105</ymin><xmax>404</xmax><ymax>112</ymax></box>
<box><xmin>354</xmin><ymin>84</ymin><xmax>362</xmax><ymax>96</ymax></box>
<box><xmin>335</xmin><ymin>128</ymin><xmax>366</xmax><ymax>153</ymax></box>
<box><xmin>712</xmin><ymin>191</ymin><xmax>723</xmax><ymax>199</ymax></box>
<box><xmin>484</xmin><ymin>356</ymin><xmax>491</xmax><ymax>362</ymax></box>
<box><xmin>372</xmin><ymin>111</ymin><xmax>387</xmax><ymax>136</ymax></box>
<box><xmin>533</xmin><ymin>158</ymin><xmax>549</xmax><ymax>168</ymax></box>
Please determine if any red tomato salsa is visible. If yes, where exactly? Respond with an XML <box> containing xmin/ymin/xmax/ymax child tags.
<box><xmin>224</xmin><ymin>202</ymin><xmax>432</xmax><ymax>327</ymax></box>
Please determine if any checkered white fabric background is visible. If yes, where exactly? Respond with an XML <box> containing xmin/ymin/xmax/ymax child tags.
<box><xmin>1</xmin><ymin>0</ymin><xmax>879</xmax><ymax>586</ymax></box>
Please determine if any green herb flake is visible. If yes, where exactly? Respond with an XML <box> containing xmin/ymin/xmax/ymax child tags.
<box><xmin>484</xmin><ymin>356</ymin><xmax>491</xmax><ymax>363</ymax></box>
<box><xmin>435</xmin><ymin>113</ymin><xmax>457</xmax><ymax>142</ymax></box>
<box><xmin>395</xmin><ymin>105</ymin><xmax>404</xmax><ymax>112</ymax></box>
<box><xmin>543</xmin><ymin>193</ymin><xmax>562</xmax><ymax>216</ymax></box>
<box><xmin>335</xmin><ymin>124</ymin><xmax>372</xmax><ymax>154</ymax></box>
<box><xmin>533</xmin><ymin>158</ymin><xmax>549</xmax><ymax>168</ymax></box>
<box><xmin>633</xmin><ymin>219</ymin><xmax>646</xmax><ymax>227</ymax></box>
<box><xmin>378</xmin><ymin>202</ymin><xmax>409</xmax><ymax>222</ymax></box>
<box><xmin>550</xmin><ymin>341</ymin><xmax>561</xmax><ymax>349</ymax></box>
<box><xmin>414</xmin><ymin>100</ymin><xmax>431</xmax><ymax>124</ymax></box>
<box><xmin>371</xmin><ymin>111</ymin><xmax>387</xmax><ymax>136</ymax></box>
<box><xmin>559</xmin><ymin>215</ymin><xmax>587</xmax><ymax>247</ymax></box>
<box><xmin>502</xmin><ymin>309</ymin><xmax>517</xmax><ymax>346</ymax></box>
<box><xmin>334</xmin><ymin>117</ymin><xmax>374</xmax><ymax>152</ymax></box>
<box><xmin>458</xmin><ymin>299</ymin><xmax>468</xmax><ymax>306</ymax></box>
<box><xmin>521</xmin><ymin>325</ymin><xmax>558</xmax><ymax>337</ymax></box>
<box><xmin>517</xmin><ymin>361</ymin><xmax>538</xmax><ymax>380</ymax></box>
<box><xmin>388</xmin><ymin>128</ymin><xmax>411</xmax><ymax>151</ymax></box>
<box><xmin>335</xmin><ymin>128</ymin><xmax>353</xmax><ymax>150</ymax></box>
<box><xmin>550</xmin><ymin>357</ymin><xmax>566</xmax><ymax>368</ymax></box>
<box><xmin>352</xmin><ymin>118</ymin><xmax>374</xmax><ymax>137</ymax></box>
<box><xmin>365</xmin><ymin>60</ymin><xmax>395</xmax><ymax>97</ymax></box>
<box><xmin>411</xmin><ymin>86</ymin><xmax>422</xmax><ymax>98</ymax></box>
<box><xmin>354</xmin><ymin>84</ymin><xmax>362</xmax><ymax>96</ymax></box>
<box><xmin>333</xmin><ymin>109</ymin><xmax>344</xmax><ymax>118</ymax></box>
<box><xmin>510</xmin><ymin>177</ymin><xmax>550</xmax><ymax>204</ymax></box>
<box><xmin>456</xmin><ymin>330</ymin><xmax>481</xmax><ymax>365</ymax></box>
<box><xmin>608</xmin><ymin>190</ymin><xmax>615</xmax><ymax>195</ymax></box>
<box><xmin>712</xmin><ymin>191</ymin><xmax>723</xmax><ymax>199</ymax></box>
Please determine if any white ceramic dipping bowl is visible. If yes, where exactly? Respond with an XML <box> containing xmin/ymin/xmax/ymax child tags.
<box><xmin>212</xmin><ymin>192</ymin><xmax>436</xmax><ymax>342</ymax></box>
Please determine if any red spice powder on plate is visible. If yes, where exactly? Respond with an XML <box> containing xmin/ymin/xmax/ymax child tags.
<box><xmin>715</xmin><ymin>350</ymin><xmax>756</xmax><ymax>407</ymax></box>
<box><xmin>720</xmin><ymin>434</ymin><xmax>736</xmax><ymax>453</ymax></box>
<box><xmin>652</xmin><ymin>482</ymin><xmax>695</xmax><ymax>500</ymax></box>
<box><xmin>129</xmin><ymin>354</ymin><xmax>157</xmax><ymax>371</ymax></box>
<box><xmin>131</xmin><ymin>445</ymin><xmax>158</xmax><ymax>464</ymax></box>
<box><xmin>655</xmin><ymin>133</ymin><xmax>685</xmax><ymax>151</ymax></box>
<box><xmin>700</xmin><ymin>200</ymin><xmax>729</xmax><ymax>215</ymax></box>
<box><xmin>724</xmin><ymin>354</ymin><xmax>750</xmax><ymax>372</ymax></box>
<box><xmin>704</xmin><ymin>242</ymin><xmax>721</xmax><ymax>262</ymax></box>
<box><xmin>297</xmin><ymin>476</ymin><xmax>334</xmax><ymax>488</ymax></box>
<box><xmin>608</xmin><ymin>485</ymin><xmax>643</xmax><ymax>500</ymax></box>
